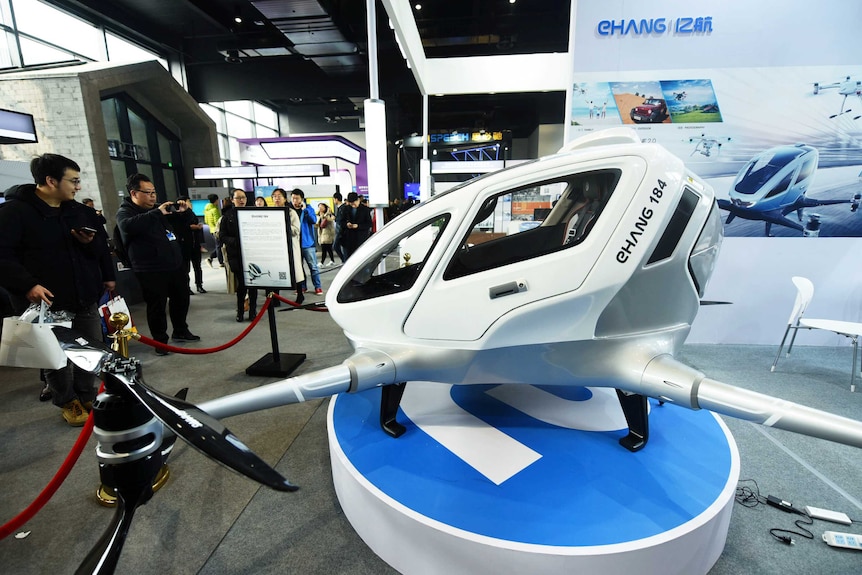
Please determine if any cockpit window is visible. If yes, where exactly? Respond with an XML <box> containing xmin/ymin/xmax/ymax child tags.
<box><xmin>336</xmin><ymin>214</ymin><xmax>451</xmax><ymax>303</ymax></box>
<box><xmin>443</xmin><ymin>169</ymin><xmax>621</xmax><ymax>280</ymax></box>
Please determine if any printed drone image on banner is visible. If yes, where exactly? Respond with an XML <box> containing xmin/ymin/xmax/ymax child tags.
<box><xmin>571</xmin><ymin>66</ymin><xmax>862</xmax><ymax>237</ymax></box>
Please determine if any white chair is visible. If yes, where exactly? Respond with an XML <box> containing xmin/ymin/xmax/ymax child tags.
<box><xmin>771</xmin><ymin>276</ymin><xmax>862</xmax><ymax>391</ymax></box>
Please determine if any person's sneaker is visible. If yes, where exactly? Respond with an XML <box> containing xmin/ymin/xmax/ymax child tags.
<box><xmin>61</xmin><ymin>399</ymin><xmax>88</xmax><ymax>427</ymax></box>
<box><xmin>196</xmin><ymin>285</ymin><xmax>207</xmax><ymax>294</ymax></box>
<box><xmin>155</xmin><ymin>347</ymin><xmax>170</xmax><ymax>356</ymax></box>
<box><xmin>39</xmin><ymin>383</ymin><xmax>52</xmax><ymax>402</ymax></box>
<box><xmin>315</xmin><ymin>288</ymin><xmax>323</xmax><ymax>295</ymax></box>
<box><xmin>172</xmin><ymin>331</ymin><xmax>200</xmax><ymax>341</ymax></box>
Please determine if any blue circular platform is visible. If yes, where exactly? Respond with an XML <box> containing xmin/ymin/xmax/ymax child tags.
<box><xmin>328</xmin><ymin>382</ymin><xmax>739</xmax><ymax>575</ymax></box>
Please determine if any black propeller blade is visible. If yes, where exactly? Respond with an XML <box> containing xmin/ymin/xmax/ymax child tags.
<box><xmin>75</xmin><ymin>474</ymin><xmax>152</xmax><ymax>575</ymax></box>
<box><xmin>53</xmin><ymin>326</ymin><xmax>295</xmax><ymax>490</ymax></box>
<box><xmin>106</xmin><ymin>368</ymin><xmax>297</xmax><ymax>492</ymax></box>
<box><xmin>52</xmin><ymin>325</ymin><xmax>117</xmax><ymax>374</ymax></box>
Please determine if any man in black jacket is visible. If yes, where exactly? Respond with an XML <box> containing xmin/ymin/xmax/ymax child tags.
<box><xmin>0</xmin><ymin>153</ymin><xmax>115</xmax><ymax>426</ymax></box>
<box><xmin>219</xmin><ymin>189</ymin><xmax>258</xmax><ymax>321</ymax></box>
<box><xmin>337</xmin><ymin>191</ymin><xmax>373</xmax><ymax>260</ymax></box>
<box><xmin>174</xmin><ymin>195</ymin><xmax>206</xmax><ymax>294</ymax></box>
<box><xmin>116</xmin><ymin>174</ymin><xmax>199</xmax><ymax>354</ymax></box>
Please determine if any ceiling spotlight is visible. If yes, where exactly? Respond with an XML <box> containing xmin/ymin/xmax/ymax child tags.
<box><xmin>234</xmin><ymin>16</ymin><xmax>242</xmax><ymax>23</ymax></box>
<box><xmin>414</xmin><ymin>3</ymin><xmax>422</xmax><ymax>10</ymax></box>
<box><xmin>225</xmin><ymin>49</ymin><xmax>242</xmax><ymax>64</ymax></box>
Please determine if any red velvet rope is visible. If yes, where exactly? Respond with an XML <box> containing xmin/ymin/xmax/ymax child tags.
<box><xmin>136</xmin><ymin>292</ymin><xmax>329</xmax><ymax>353</ymax></box>
<box><xmin>136</xmin><ymin>296</ymin><xmax>274</xmax><ymax>354</ymax></box>
<box><xmin>0</xmin><ymin>384</ymin><xmax>103</xmax><ymax>540</ymax></box>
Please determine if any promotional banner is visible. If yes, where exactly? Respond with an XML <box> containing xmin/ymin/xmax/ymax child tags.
<box><xmin>571</xmin><ymin>1</ymin><xmax>862</xmax><ymax>238</ymax></box>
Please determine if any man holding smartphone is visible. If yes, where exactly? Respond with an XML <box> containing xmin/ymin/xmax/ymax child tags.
<box><xmin>116</xmin><ymin>173</ymin><xmax>199</xmax><ymax>355</ymax></box>
<box><xmin>0</xmin><ymin>153</ymin><xmax>115</xmax><ymax>426</ymax></box>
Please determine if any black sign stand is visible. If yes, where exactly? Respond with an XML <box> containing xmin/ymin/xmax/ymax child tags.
<box><xmin>245</xmin><ymin>299</ymin><xmax>305</xmax><ymax>377</ymax></box>
<box><xmin>236</xmin><ymin>206</ymin><xmax>305</xmax><ymax>377</ymax></box>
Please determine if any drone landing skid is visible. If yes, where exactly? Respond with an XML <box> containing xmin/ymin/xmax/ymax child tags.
<box><xmin>380</xmin><ymin>382</ymin><xmax>407</xmax><ymax>437</ymax></box>
<box><xmin>376</xmin><ymin>382</ymin><xmax>650</xmax><ymax>451</ymax></box>
<box><xmin>615</xmin><ymin>389</ymin><xmax>650</xmax><ymax>452</ymax></box>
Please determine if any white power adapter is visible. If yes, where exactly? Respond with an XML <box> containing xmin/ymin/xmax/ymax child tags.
<box><xmin>804</xmin><ymin>505</ymin><xmax>852</xmax><ymax>525</ymax></box>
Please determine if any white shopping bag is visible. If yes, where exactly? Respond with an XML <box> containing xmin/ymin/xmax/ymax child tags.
<box><xmin>0</xmin><ymin>302</ymin><xmax>71</xmax><ymax>370</ymax></box>
<box><xmin>99</xmin><ymin>293</ymin><xmax>136</xmax><ymax>334</ymax></box>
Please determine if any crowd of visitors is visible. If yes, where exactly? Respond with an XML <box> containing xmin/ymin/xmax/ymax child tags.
<box><xmin>0</xmin><ymin>162</ymin><xmax>404</xmax><ymax>425</ymax></box>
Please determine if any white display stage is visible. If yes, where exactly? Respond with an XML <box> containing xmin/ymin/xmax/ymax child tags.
<box><xmin>328</xmin><ymin>382</ymin><xmax>740</xmax><ymax>575</ymax></box>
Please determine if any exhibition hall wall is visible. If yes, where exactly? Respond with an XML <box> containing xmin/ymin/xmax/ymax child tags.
<box><xmin>569</xmin><ymin>0</ymin><xmax>862</xmax><ymax>345</ymax></box>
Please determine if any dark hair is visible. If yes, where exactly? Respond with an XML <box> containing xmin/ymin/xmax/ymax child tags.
<box><xmin>207</xmin><ymin>193</ymin><xmax>219</xmax><ymax>203</ymax></box>
<box><xmin>290</xmin><ymin>188</ymin><xmax>305</xmax><ymax>200</ymax></box>
<box><xmin>271</xmin><ymin>188</ymin><xmax>287</xmax><ymax>199</ymax></box>
<box><xmin>333</xmin><ymin>191</ymin><xmax>343</xmax><ymax>201</ymax></box>
<box><xmin>318</xmin><ymin>203</ymin><xmax>329</xmax><ymax>213</ymax></box>
<box><xmin>346</xmin><ymin>192</ymin><xmax>359</xmax><ymax>202</ymax></box>
<box><xmin>31</xmin><ymin>154</ymin><xmax>80</xmax><ymax>186</ymax></box>
<box><xmin>126</xmin><ymin>173</ymin><xmax>152</xmax><ymax>193</ymax></box>
<box><xmin>177</xmin><ymin>195</ymin><xmax>190</xmax><ymax>202</ymax></box>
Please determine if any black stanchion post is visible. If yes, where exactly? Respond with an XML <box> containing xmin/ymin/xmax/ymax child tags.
<box><xmin>245</xmin><ymin>295</ymin><xmax>306</xmax><ymax>377</ymax></box>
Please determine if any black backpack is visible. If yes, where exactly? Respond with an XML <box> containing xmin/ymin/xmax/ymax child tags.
<box><xmin>112</xmin><ymin>224</ymin><xmax>131</xmax><ymax>268</ymax></box>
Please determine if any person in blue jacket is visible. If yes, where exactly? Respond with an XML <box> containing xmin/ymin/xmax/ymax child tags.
<box><xmin>290</xmin><ymin>188</ymin><xmax>323</xmax><ymax>295</ymax></box>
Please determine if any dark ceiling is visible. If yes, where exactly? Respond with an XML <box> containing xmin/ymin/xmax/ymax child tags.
<box><xmin>46</xmin><ymin>0</ymin><xmax>570</xmax><ymax>139</ymax></box>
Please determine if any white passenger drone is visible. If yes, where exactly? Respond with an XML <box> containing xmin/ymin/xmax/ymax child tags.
<box><xmin>813</xmin><ymin>75</ymin><xmax>862</xmax><ymax>120</ymax></box>
<box><xmin>53</xmin><ymin>128</ymin><xmax>862</xmax><ymax>574</ymax></box>
<box><xmin>718</xmin><ymin>143</ymin><xmax>860</xmax><ymax>236</ymax></box>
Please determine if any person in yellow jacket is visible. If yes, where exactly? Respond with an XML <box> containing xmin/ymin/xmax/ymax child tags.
<box><xmin>203</xmin><ymin>193</ymin><xmax>222</xmax><ymax>267</ymax></box>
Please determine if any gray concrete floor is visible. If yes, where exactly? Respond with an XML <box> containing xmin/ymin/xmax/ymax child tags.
<box><xmin>1</xmin><ymin>263</ymin><xmax>861</xmax><ymax>574</ymax></box>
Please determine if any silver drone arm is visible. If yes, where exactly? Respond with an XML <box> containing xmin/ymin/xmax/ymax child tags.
<box><xmin>637</xmin><ymin>355</ymin><xmax>862</xmax><ymax>449</ymax></box>
<box><xmin>200</xmin><ymin>349</ymin><xmax>396</xmax><ymax>420</ymax></box>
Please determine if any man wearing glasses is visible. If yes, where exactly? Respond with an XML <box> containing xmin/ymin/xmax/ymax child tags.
<box><xmin>0</xmin><ymin>153</ymin><xmax>115</xmax><ymax>426</ymax></box>
<box><xmin>116</xmin><ymin>173</ymin><xmax>199</xmax><ymax>355</ymax></box>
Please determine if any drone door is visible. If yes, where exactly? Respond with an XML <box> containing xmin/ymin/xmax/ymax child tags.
<box><xmin>404</xmin><ymin>166</ymin><xmax>629</xmax><ymax>342</ymax></box>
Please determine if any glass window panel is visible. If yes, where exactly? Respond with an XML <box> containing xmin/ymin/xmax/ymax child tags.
<box><xmin>13</xmin><ymin>0</ymin><xmax>103</xmax><ymax>60</ymax></box>
<box><xmin>255</xmin><ymin>125</ymin><xmax>277</xmax><ymax>139</ymax></box>
<box><xmin>157</xmin><ymin>131</ymin><xmax>173</xmax><ymax>165</ymax></box>
<box><xmin>105</xmin><ymin>31</ymin><xmax>159</xmax><ymax>64</ymax></box>
<box><xmin>200</xmin><ymin>104</ymin><xmax>225</xmax><ymax>133</ymax></box>
<box><xmin>218</xmin><ymin>134</ymin><xmax>229</xmax><ymax>159</ymax></box>
<box><xmin>224</xmin><ymin>100</ymin><xmax>251</xmax><ymax>119</ymax></box>
<box><xmin>128</xmin><ymin>108</ymin><xmax>148</xmax><ymax>149</ymax></box>
<box><xmin>101</xmin><ymin>99</ymin><xmax>121</xmax><ymax>141</ymax></box>
<box><xmin>160</xmin><ymin>168</ymin><xmax>177</xmax><ymax>200</ymax></box>
<box><xmin>443</xmin><ymin>170</ymin><xmax>621</xmax><ymax>280</ymax></box>
<box><xmin>18</xmin><ymin>35</ymin><xmax>74</xmax><ymax>66</ymax></box>
<box><xmin>337</xmin><ymin>215</ymin><xmax>451</xmax><ymax>303</ymax></box>
<box><xmin>228</xmin><ymin>137</ymin><xmax>241</xmax><ymax>161</ymax></box>
<box><xmin>111</xmin><ymin>159</ymin><xmax>129</xmax><ymax>197</ymax></box>
<box><xmin>135</xmin><ymin>164</ymin><xmax>153</xmax><ymax>180</ymax></box>
<box><xmin>225</xmin><ymin>114</ymin><xmax>252</xmax><ymax>139</ymax></box>
<box><xmin>253</xmin><ymin>102</ymin><xmax>277</xmax><ymax>128</ymax></box>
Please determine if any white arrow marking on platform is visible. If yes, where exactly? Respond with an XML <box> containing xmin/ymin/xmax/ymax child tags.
<box><xmin>400</xmin><ymin>381</ymin><xmax>541</xmax><ymax>485</ymax></box>
<box><xmin>485</xmin><ymin>385</ymin><xmax>629</xmax><ymax>431</ymax></box>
